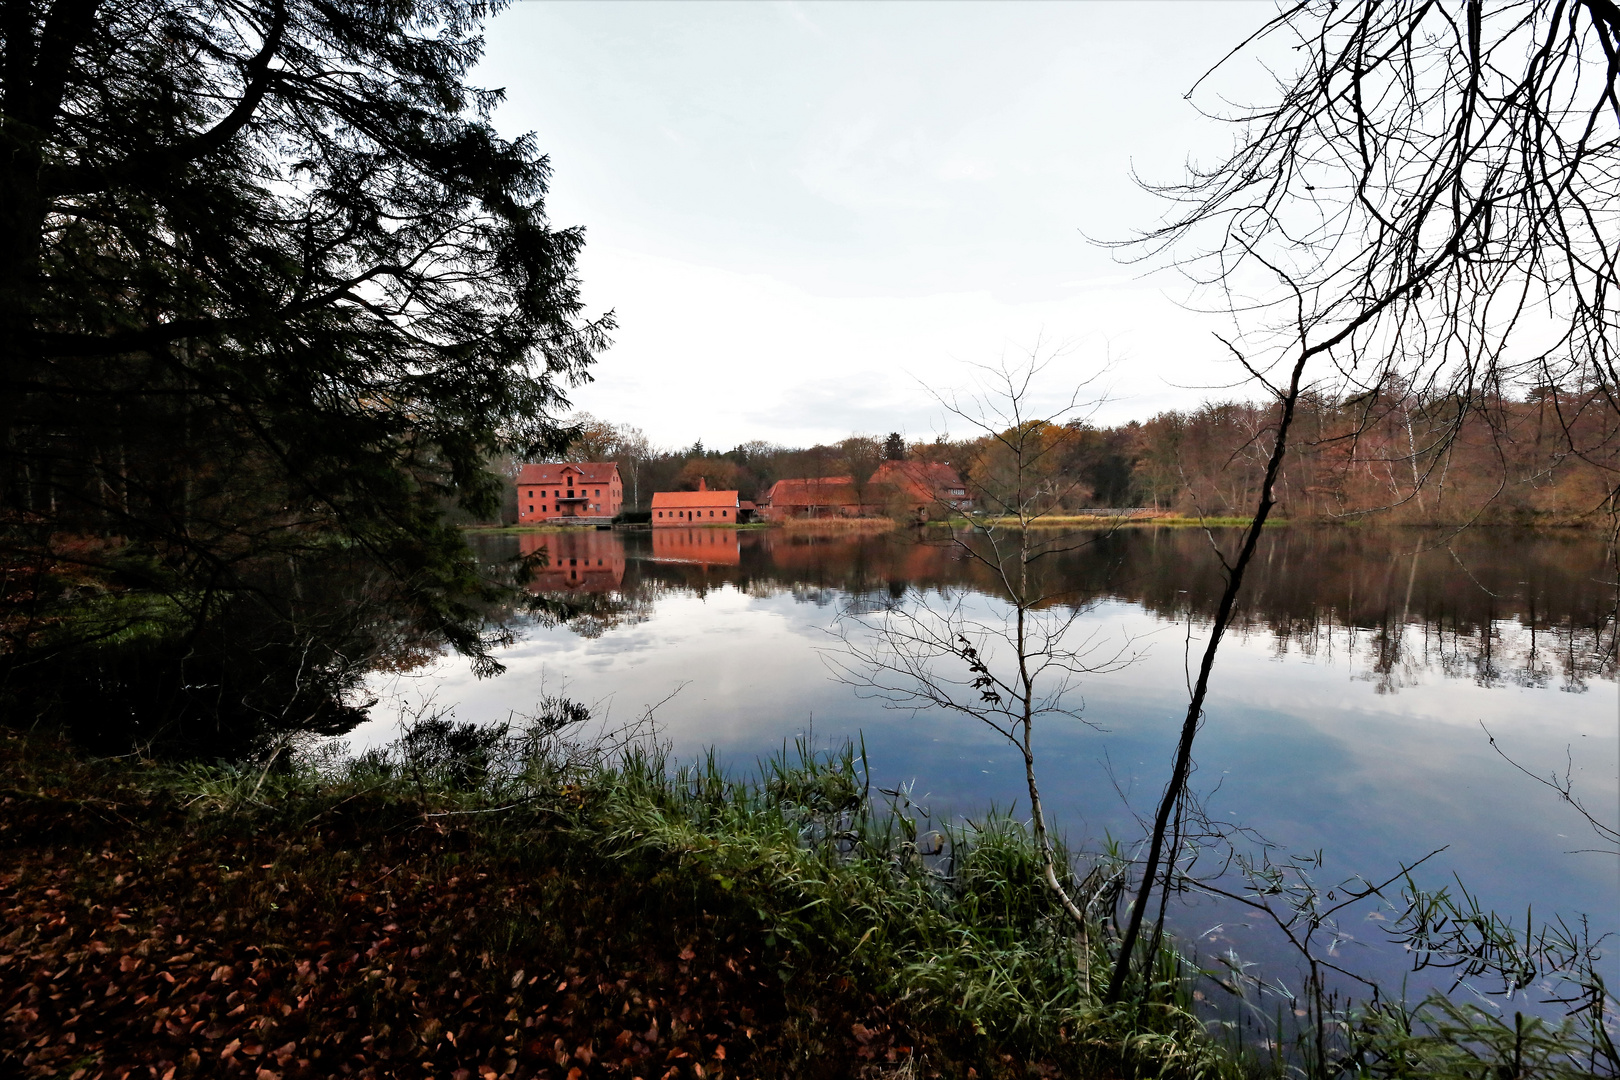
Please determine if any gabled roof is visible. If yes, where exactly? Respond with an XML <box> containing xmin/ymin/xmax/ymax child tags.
<box><xmin>765</xmin><ymin>476</ymin><xmax>864</xmax><ymax>507</ymax></box>
<box><xmin>873</xmin><ymin>460</ymin><xmax>964</xmax><ymax>492</ymax></box>
<box><xmin>516</xmin><ymin>462</ymin><xmax>620</xmax><ymax>485</ymax></box>
<box><xmin>652</xmin><ymin>489</ymin><xmax>740</xmax><ymax>508</ymax></box>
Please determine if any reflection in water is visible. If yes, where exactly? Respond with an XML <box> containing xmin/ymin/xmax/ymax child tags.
<box><xmin>427</xmin><ymin>525</ymin><xmax>1619</xmax><ymax>995</ymax></box>
<box><xmin>486</xmin><ymin>526</ymin><xmax>1617</xmax><ymax>691</ymax></box>
<box><xmin>650</xmin><ymin>527</ymin><xmax>741</xmax><ymax>566</ymax></box>
<box><xmin>518</xmin><ymin>530</ymin><xmax>626</xmax><ymax>593</ymax></box>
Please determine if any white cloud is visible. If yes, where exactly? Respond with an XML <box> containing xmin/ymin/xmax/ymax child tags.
<box><xmin>562</xmin><ymin>245</ymin><xmax>1238</xmax><ymax>449</ymax></box>
<box><xmin>478</xmin><ymin>1</ymin><xmax>1282</xmax><ymax>446</ymax></box>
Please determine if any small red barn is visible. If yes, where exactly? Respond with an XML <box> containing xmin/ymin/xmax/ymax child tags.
<box><xmin>651</xmin><ymin>478</ymin><xmax>740</xmax><ymax>526</ymax></box>
<box><xmin>760</xmin><ymin>476</ymin><xmax>869</xmax><ymax>519</ymax></box>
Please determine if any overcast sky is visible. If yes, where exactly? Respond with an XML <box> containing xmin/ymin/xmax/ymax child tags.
<box><xmin>475</xmin><ymin>1</ymin><xmax>1278</xmax><ymax>449</ymax></box>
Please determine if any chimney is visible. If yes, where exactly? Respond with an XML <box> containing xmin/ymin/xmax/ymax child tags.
<box><xmin>698</xmin><ymin>477</ymin><xmax>707</xmax><ymax>491</ymax></box>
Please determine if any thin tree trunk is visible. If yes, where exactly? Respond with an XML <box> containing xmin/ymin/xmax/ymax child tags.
<box><xmin>1104</xmin><ymin>350</ymin><xmax>1312</xmax><ymax>1003</ymax></box>
<box><xmin>1017</xmin><ymin>600</ymin><xmax>1089</xmax><ymax>929</ymax></box>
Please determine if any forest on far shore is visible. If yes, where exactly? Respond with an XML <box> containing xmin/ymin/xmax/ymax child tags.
<box><xmin>485</xmin><ymin>381</ymin><xmax>1620</xmax><ymax>527</ymax></box>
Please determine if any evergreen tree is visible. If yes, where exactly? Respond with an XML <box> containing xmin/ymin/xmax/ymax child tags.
<box><xmin>0</xmin><ymin>0</ymin><xmax>611</xmax><ymax>747</ymax></box>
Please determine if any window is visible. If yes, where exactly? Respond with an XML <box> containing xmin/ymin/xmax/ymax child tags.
<box><xmin>595</xmin><ymin>489</ymin><xmax>600</xmax><ymax>496</ymax></box>
<box><xmin>528</xmin><ymin>505</ymin><xmax>533</xmax><ymax>513</ymax></box>
<box><xmin>657</xmin><ymin>511</ymin><xmax>662</xmax><ymax>518</ymax></box>
<box><xmin>708</xmin><ymin>510</ymin><xmax>714</xmax><ymax>517</ymax></box>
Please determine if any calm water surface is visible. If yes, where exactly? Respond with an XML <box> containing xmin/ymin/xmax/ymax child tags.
<box><xmin>356</xmin><ymin>525</ymin><xmax>1619</xmax><ymax>996</ymax></box>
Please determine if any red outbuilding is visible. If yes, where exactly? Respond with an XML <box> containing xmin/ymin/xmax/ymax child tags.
<box><xmin>651</xmin><ymin>477</ymin><xmax>740</xmax><ymax>526</ymax></box>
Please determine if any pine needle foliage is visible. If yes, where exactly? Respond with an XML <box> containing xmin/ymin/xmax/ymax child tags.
<box><xmin>0</xmin><ymin>0</ymin><xmax>611</xmax><ymax>745</ymax></box>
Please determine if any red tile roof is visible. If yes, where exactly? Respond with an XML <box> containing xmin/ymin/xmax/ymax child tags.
<box><xmin>516</xmin><ymin>462</ymin><xmax>620</xmax><ymax>485</ymax></box>
<box><xmin>764</xmin><ymin>476</ymin><xmax>864</xmax><ymax>508</ymax></box>
<box><xmin>873</xmin><ymin>461</ymin><xmax>965</xmax><ymax>494</ymax></box>
<box><xmin>652</xmin><ymin>489</ymin><xmax>739</xmax><ymax>509</ymax></box>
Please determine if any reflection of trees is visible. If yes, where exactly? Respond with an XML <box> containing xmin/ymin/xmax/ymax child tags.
<box><xmin>487</xmin><ymin>528</ymin><xmax>1617</xmax><ymax>687</ymax></box>
<box><xmin>1058</xmin><ymin>528</ymin><xmax>1617</xmax><ymax>690</ymax></box>
<box><xmin>525</xmin><ymin>590</ymin><xmax>654</xmax><ymax>640</ymax></box>
<box><xmin>18</xmin><ymin>549</ymin><xmax>452</xmax><ymax>758</ymax></box>
<box><xmin>467</xmin><ymin>534</ymin><xmax>653</xmax><ymax>641</ymax></box>
<box><xmin>476</xmin><ymin>582</ymin><xmax>654</xmax><ymax>642</ymax></box>
<box><xmin>467</xmin><ymin>526</ymin><xmax>1615</xmax><ymax>686</ymax></box>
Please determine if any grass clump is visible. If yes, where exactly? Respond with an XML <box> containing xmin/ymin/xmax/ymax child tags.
<box><xmin>953</xmin><ymin>515</ymin><xmax>1289</xmax><ymax>529</ymax></box>
<box><xmin>776</xmin><ymin>518</ymin><xmax>899</xmax><ymax>535</ymax></box>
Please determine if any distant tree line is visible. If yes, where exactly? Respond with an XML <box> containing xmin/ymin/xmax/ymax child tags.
<box><xmin>1127</xmin><ymin>382</ymin><xmax>1619</xmax><ymax>523</ymax></box>
<box><xmin>524</xmin><ymin>380</ymin><xmax>1617</xmax><ymax>525</ymax></box>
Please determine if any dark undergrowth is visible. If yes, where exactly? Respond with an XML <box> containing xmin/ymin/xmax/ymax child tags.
<box><xmin>0</xmin><ymin>724</ymin><xmax>1224</xmax><ymax>1080</ymax></box>
<box><xmin>2</xmin><ymin>720</ymin><xmax>1612</xmax><ymax>1080</ymax></box>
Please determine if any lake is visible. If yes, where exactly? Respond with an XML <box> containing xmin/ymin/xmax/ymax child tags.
<box><xmin>354</xmin><ymin>523</ymin><xmax>1619</xmax><ymax>1002</ymax></box>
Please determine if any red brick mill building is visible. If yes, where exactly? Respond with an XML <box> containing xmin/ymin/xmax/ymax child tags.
<box><xmin>515</xmin><ymin>462</ymin><xmax>623</xmax><ymax>525</ymax></box>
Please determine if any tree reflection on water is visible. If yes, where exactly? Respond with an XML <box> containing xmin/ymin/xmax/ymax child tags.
<box><xmin>478</xmin><ymin>525</ymin><xmax>1617</xmax><ymax>692</ymax></box>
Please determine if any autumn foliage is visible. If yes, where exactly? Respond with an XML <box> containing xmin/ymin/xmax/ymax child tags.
<box><xmin>1124</xmin><ymin>387</ymin><xmax>1620</xmax><ymax>523</ymax></box>
<box><xmin>571</xmin><ymin>382</ymin><xmax>1620</xmax><ymax>527</ymax></box>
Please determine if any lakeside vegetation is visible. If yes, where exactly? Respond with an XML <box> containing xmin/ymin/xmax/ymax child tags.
<box><xmin>6</xmin><ymin>721</ymin><xmax>1611</xmax><ymax>1080</ymax></box>
<box><xmin>0</xmin><ymin>726</ymin><xmax>1218</xmax><ymax>1079</ymax></box>
<box><xmin>459</xmin><ymin>515</ymin><xmax>1289</xmax><ymax>539</ymax></box>
<box><xmin>955</xmin><ymin>515</ymin><xmax>1290</xmax><ymax>529</ymax></box>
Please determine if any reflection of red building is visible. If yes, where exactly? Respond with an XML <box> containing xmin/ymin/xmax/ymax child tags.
<box><xmin>519</xmin><ymin>530</ymin><xmax>626</xmax><ymax>592</ymax></box>
<box><xmin>649</xmin><ymin>527</ymin><xmax>741</xmax><ymax>566</ymax></box>
<box><xmin>516</xmin><ymin>462</ymin><xmax>622</xmax><ymax>524</ymax></box>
